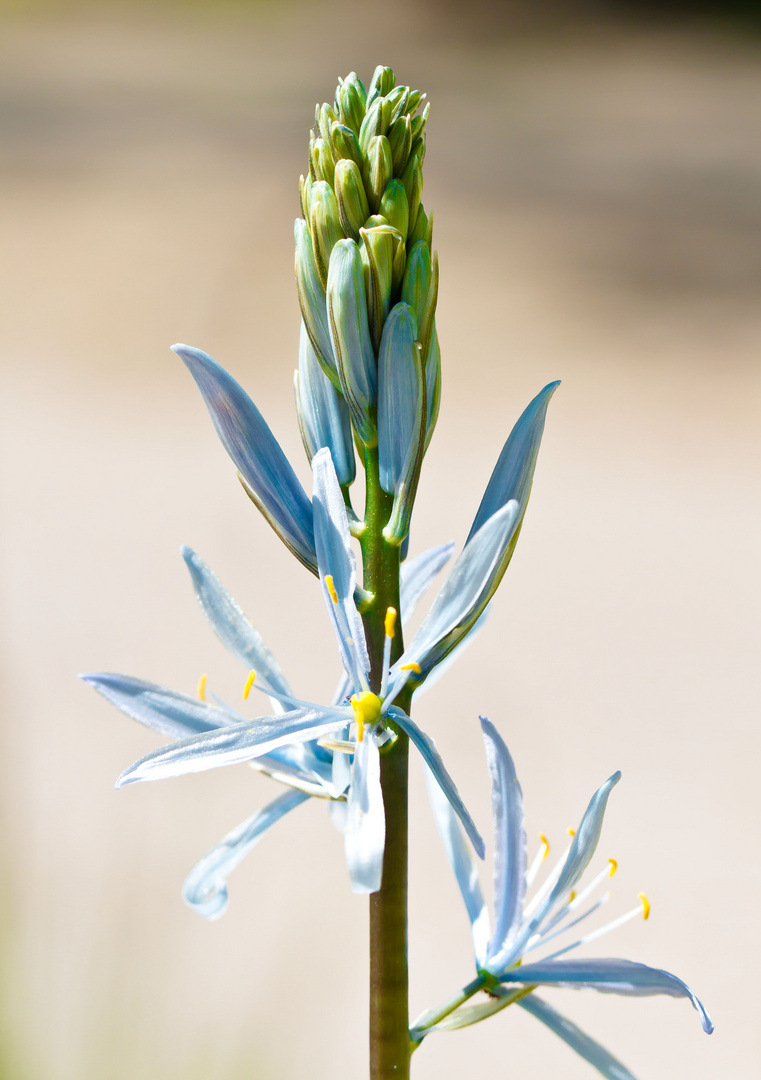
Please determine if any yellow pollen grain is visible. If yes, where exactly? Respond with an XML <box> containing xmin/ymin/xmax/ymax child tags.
<box><xmin>569</xmin><ymin>890</ymin><xmax>576</xmax><ymax>903</ymax></box>
<box><xmin>638</xmin><ymin>892</ymin><xmax>651</xmax><ymax>920</ymax></box>
<box><xmin>567</xmin><ymin>827</ymin><xmax>576</xmax><ymax>837</ymax></box>
<box><xmin>400</xmin><ymin>662</ymin><xmax>422</xmax><ymax>674</ymax></box>
<box><xmin>608</xmin><ymin>858</ymin><xmax>618</xmax><ymax>877</ymax></box>
<box><xmin>384</xmin><ymin>607</ymin><xmax>397</xmax><ymax>639</ymax></box>
<box><xmin>324</xmin><ymin>574</ymin><xmax>339</xmax><ymax>604</ymax></box>
<box><xmin>197</xmin><ymin>674</ymin><xmax>208</xmax><ymax>701</ymax></box>
<box><xmin>538</xmin><ymin>833</ymin><xmax>550</xmax><ymax>860</ymax></box>
<box><xmin>243</xmin><ymin>670</ymin><xmax>256</xmax><ymax>700</ymax></box>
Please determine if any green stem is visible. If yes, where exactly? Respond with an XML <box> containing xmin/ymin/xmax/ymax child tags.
<box><xmin>361</xmin><ymin>445</ymin><xmax>412</xmax><ymax>1080</ymax></box>
<box><xmin>410</xmin><ymin>975</ymin><xmax>486</xmax><ymax>1041</ymax></box>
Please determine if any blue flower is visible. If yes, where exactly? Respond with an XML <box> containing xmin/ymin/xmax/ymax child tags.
<box><xmin>412</xmin><ymin>719</ymin><xmax>712</xmax><ymax>1076</ymax></box>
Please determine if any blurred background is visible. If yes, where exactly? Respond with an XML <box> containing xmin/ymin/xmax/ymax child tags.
<box><xmin>0</xmin><ymin>1</ymin><xmax>759</xmax><ymax>1077</ymax></box>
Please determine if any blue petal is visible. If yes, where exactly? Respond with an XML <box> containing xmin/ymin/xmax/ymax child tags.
<box><xmin>295</xmin><ymin>322</ymin><xmax>356</xmax><ymax>488</ymax></box>
<box><xmin>312</xmin><ymin>448</ymin><xmax>370</xmax><ymax>691</ymax></box>
<box><xmin>392</xmin><ymin>500</ymin><xmax>520</xmax><ymax>678</ymax></box>
<box><xmin>183</xmin><ymin>789</ymin><xmax>310</xmax><ymax>920</ymax></box>
<box><xmin>326</xmin><ymin>240</ymin><xmax>377</xmax><ymax>446</ymax></box>
<box><xmin>180</xmin><ymin>546</ymin><xmax>294</xmax><ymax>703</ymax></box>
<box><xmin>172</xmin><ymin>344</ymin><xmax>317</xmax><ymax>572</ymax></box>
<box><xmin>294</xmin><ymin>219</ymin><xmax>336</xmax><ymax>380</ymax></box>
<box><xmin>413</xmin><ymin>608</ymin><xmax>490</xmax><ymax>699</ymax></box>
<box><xmin>377</xmin><ymin>302</ymin><xmax>421</xmax><ymax>494</ymax></box>
<box><xmin>503</xmin><ymin>959</ymin><xmax>713</xmax><ymax>1034</ymax></box>
<box><xmin>115</xmin><ymin>707</ymin><xmax>348</xmax><ymax>788</ymax></box>
<box><xmin>518</xmin><ymin>995</ymin><xmax>639</xmax><ymax>1080</ymax></box>
<box><xmin>490</xmin><ymin>770</ymin><xmax>621</xmax><ymax>972</ymax></box>
<box><xmin>80</xmin><ymin>673</ymin><xmax>236</xmax><ymax>738</ymax></box>
<box><xmin>345</xmin><ymin>734</ymin><xmax>385</xmax><ymax>894</ymax></box>
<box><xmin>480</xmin><ymin>719</ymin><xmax>527</xmax><ymax>962</ymax></box>
<box><xmin>468</xmin><ymin>381</ymin><xmax>560</xmax><ymax>541</ymax></box>
<box><xmin>386</xmin><ymin>706</ymin><xmax>485</xmax><ymax>859</ymax></box>
<box><xmin>424</xmin><ymin>765</ymin><xmax>490</xmax><ymax>966</ymax></box>
<box><xmin>399</xmin><ymin>541</ymin><xmax>455</xmax><ymax>626</ymax></box>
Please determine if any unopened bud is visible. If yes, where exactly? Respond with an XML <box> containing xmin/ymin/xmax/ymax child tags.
<box><xmin>408</xmin><ymin>203</ymin><xmax>433</xmax><ymax>249</ymax></box>
<box><xmin>367</xmin><ymin>64</ymin><xmax>395</xmax><ymax>107</ymax></box>
<box><xmin>299</xmin><ymin>174</ymin><xmax>313</xmax><ymax>223</ymax></box>
<box><xmin>310</xmin><ymin>181</ymin><xmax>343</xmax><ymax>290</ymax></box>
<box><xmin>386</xmin><ymin>85</ymin><xmax>410</xmax><ymax>126</ymax></box>
<box><xmin>311</xmin><ymin>137</ymin><xmax>335</xmax><ymax>187</ymax></box>
<box><xmin>330</xmin><ymin>122</ymin><xmax>363</xmax><ymax>168</ymax></box>
<box><xmin>388</xmin><ymin>114</ymin><xmax>413</xmax><ymax>177</ymax></box>
<box><xmin>410</xmin><ymin>101</ymin><xmax>430</xmax><ymax>143</ymax></box>
<box><xmin>335</xmin><ymin>159</ymin><xmax>370</xmax><ymax>242</ymax></box>
<box><xmin>337</xmin><ymin>74</ymin><xmax>366</xmax><ymax>136</ymax></box>
<box><xmin>294</xmin><ymin>218</ymin><xmax>337</xmax><ymax>383</ymax></box>
<box><xmin>401</xmin><ymin>153</ymin><xmax>423</xmax><ymax>235</ymax></box>
<box><xmin>317</xmin><ymin>102</ymin><xmax>338</xmax><ymax>144</ymax></box>
<box><xmin>327</xmin><ymin>239</ymin><xmax>377</xmax><ymax>447</ymax></box>
<box><xmin>359</xmin><ymin>96</ymin><xmax>393</xmax><ymax>155</ymax></box>
<box><xmin>363</xmin><ymin>135</ymin><xmax>393</xmax><ymax>214</ymax></box>
<box><xmin>379</xmin><ymin>180</ymin><xmax>410</xmax><ymax>243</ymax></box>
<box><xmin>401</xmin><ymin>240</ymin><xmax>438</xmax><ymax>364</ymax></box>
<box><xmin>360</xmin><ymin>224</ymin><xmax>395</xmax><ymax>351</ymax></box>
<box><xmin>296</xmin><ymin>321</ymin><xmax>355</xmax><ymax>487</ymax></box>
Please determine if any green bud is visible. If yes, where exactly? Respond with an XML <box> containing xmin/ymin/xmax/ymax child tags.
<box><xmin>334</xmin><ymin>159</ymin><xmax>370</xmax><ymax>242</ymax></box>
<box><xmin>299</xmin><ymin>174</ymin><xmax>313</xmax><ymax>223</ymax></box>
<box><xmin>407</xmin><ymin>203</ymin><xmax>433</xmax><ymax>249</ymax></box>
<box><xmin>367</xmin><ymin>65</ymin><xmax>394</xmax><ymax>107</ymax></box>
<box><xmin>363</xmin><ymin>135</ymin><xmax>393</xmax><ymax>214</ymax></box>
<box><xmin>407</xmin><ymin>89</ymin><xmax>423</xmax><ymax>113</ymax></box>
<box><xmin>310</xmin><ymin>181</ymin><xmax>343</xmax><ymax>290</ymax></box>
<box><xmin>359</xmin><ymin>96</ymin><xmax>393</xmax><ymax>155</ymax></box>
<box><xmin>378</xmin><ymin>180</ymin><xmax>409</xmax><ymax>242</ymax></box>
<box><xmin>388</xmin><ymin>114</ymin><xmax>412</xmax><ymax>176</ymax></box>
<box><xmin>401</xmin><ymin>153</ymin><xmax>423</xmax><ymax>234</ymax></box>
<box><xmin>317</xmin><ymin>102</ymin><xmax>338</xmax><ymax>144</ymax></box>
<box><xmin>410</xmin><ymin>101</ymin><xmax>430</xmax><ymax>142</ymax></box>
<box><xmin>401</xmin><ymin>241</ymin><xmax>438</xmax><ymax>365</ymax></box>
<box><xmin>385</xmin><ymin>85</ymin><xmax>410</xmax><ymax>126</ymax></box>
<box><xmin>392</xmin><ymin>235</ymin><xmax>407</xmax><ymax>293</ymax></box>
<box><xmin>360</xmin><ymin>223</ymin><xmax>404</xmax><ymax>351</ymax></box>
<box><xmin>311</xmin><ymin>136</ymin><xmax>335</xmax><ymax>186</ymax></box>
<box><xmin>337</xmin><ymin>74</ymin><xmax>366</xmax><ymax>135</ymax></box>
<box><xmin>294</xmin><ymin>218</ymin><xmax>338</xmax><ymax>385</ymax></box>
<box><xmin>326</xmin><ymin>239</ymin><xmax>377</xmax><ymax>447</ymax></box>
<box><xmin>330</xmin><ymin>122</ymin><xmax>363</xmax><ymax>168</ymax></box>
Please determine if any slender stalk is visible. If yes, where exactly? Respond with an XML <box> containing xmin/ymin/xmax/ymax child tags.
<box><xmin>362</xmin><ymin>445</ymin><xmax>412</xmax><ymax>1079</ymax></box>
<box><xmin>409</xmin><ymin>975</ymin><xmax>486</xmax><ymax>1040</ymax></box>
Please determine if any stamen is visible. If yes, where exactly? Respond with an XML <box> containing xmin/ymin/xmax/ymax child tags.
<box><xmin>384</xmin><ymin>607</ymin><xmax>397</xmax><ymax>638</ymax></box>
<box><xmin>608</xmin><ymin>858</ymin><xmax>618</xmax><ymax>877</ymax></box>
<box><xmin>318</xmin><ymin>738</ymin><xmax>356</xmax><ymax>754</ymax></box>
<box><xmin>567</xmin><ymin>827</ymin><xmax>576</xmax><ymax>837</ymax></box>
<box><xmin>541</xmin><ymin>894</ymin><xmax>652</xmax><ymax>962</ymax></box>
<box><xmin>324</xmin><ymin>575</ymin><xmax>339</xmax><ymax>604</ymax></box>
<box><xmin>380</xmin><ymin>608</ymin><xmax>397</xmax><ymax>699</ymax></box>
<box><xmin>400</xmin><ymin>662</ymin><xmax>422</xmax><ymax>673</ymax></box>
<box><xmin>243</xmin><ymin>670</ymin><xmax>256</xmax><ymax>700</ymax></box>
<box><xmin>638</xmin><ymin>892</ymin><xmax>650</xmax><ymax>920</ymax></box>
<box><xmin>197</xmin><ymin>674</ymin><xmax>208</xmax><ymax>701</ymax></box>
<box><xmin>525</xmin><ymin>833</ymin><xmax>551</xmax><ymax>889</ymax></box>
<box><xmin>521</xmin><ymin>842</ymin><xmax>573</xmax><ymax>921</ymax></box>
<box><xmin>525</xmin><ymin>893</ymin><xmax>612</xmax><ymax>954</ymax></box>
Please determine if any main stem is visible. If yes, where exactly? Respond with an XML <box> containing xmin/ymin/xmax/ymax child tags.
<box><xmin>362</xmin><ymin>445</ymin><xmax>412</xmax><ymax>1080</ymax></box>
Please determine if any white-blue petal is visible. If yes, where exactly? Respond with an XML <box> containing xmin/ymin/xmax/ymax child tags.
<box><xmin>115</xmin><ymin>707</ymin><xmax>348</xmax><ymax>788</ymax></box>
<box><xmin>312</xmin><ymin>448</ymin><xmax>370</xmax><ymax>690</ymax></box>
<box><xmin>424</xmin><ymin>764</ymin><xmax>490</xmax><ymax>966</ymax></box>
<box><xmin>326</xmin><ymin>239</ymin><xmax>377</xmax><ymax>446</ymax></box>
<box><xmin>518</xmin><ymin>995</ymin><xmax>639</xmax><ymax>1080</ymax></box>
<box><xmin>172</xmin><ymin>344</ymin><xmax>317</xmax><ymax>572</ymax></box>
<box><xmin>399</xmin><ymin>541</ymin><xmax>455</xmax><ymax>626</ymax></box>
<box><xmin>468</xmin><ymin>381</ymin><xmax>560</xmax><ymax>541</ymax></box>
<box><xmin>386</xmin><ymin>706</ymin><xmax>485</xmax><ymax>859</ymax></box>
<box><xmin>80</xmin><ymin>673</ymin><xmax>237</xmax><ymax>737</ymax></box>
<box><xmin>180</xmin><ymin>546</ymin><xmax>294</xmax><ymax>703</ymax></box>
<box><xmin>295</xmin><ymin>322</ymin><xmax>356</xmax><ymax>488</ymax></box>
<box><xmin>480</xmin><ymin>718</ymin><xmax>527</xmax><ymax>962</ymax></box>
<box><xmin>345</xmin><ymin>735</ymin><xmax>385</xmax><ymax>894</ymax></box>
<box><xmin>413</xmin><ymin>608</ymin><xmax>490</xmax><ymax>699</ymax></box>
<box><xmin>294</xmin><ymin>219</ymin><xmax>336</xmax><ymax>379</ymax></box>
<box><xmin>182</xmin><ymin>789</ymin><xmax>309</xmax><ymax>920</ymax></box>
<box><xmin>503</xmin><ymin>959</ymin><xmax>713</xmax><ymax>1034</ymax></box>
<box><xmin>377</xmin><ymin>302</ymin><xmax>420</xmax><ymax>494</ymax></box>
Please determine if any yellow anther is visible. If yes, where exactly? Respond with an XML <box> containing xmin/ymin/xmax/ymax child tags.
<box><xmin>324</xmin><ymin>575</ymin><xmax>339</xmax><ymax>604</ymax></box>
<box><xmin>567</xmin><ymin>827</ymin><xmax>576</xmax><ymax>837</ymax></box>
<box><xmin>400</xmin><ymin>662</ymin><xmax>422</xmax><ymax>674</ymax></box>
<box><xmin>538</xmin><ymin>833</ymin><xmax>550</xmax><ymax>860</ymax></box>
<box><xmin>569</xmin><ymin>890</ymin><xmax>576</xmax><ymax>903</ymax></box>
<box><xmin>638</xmin><ymin>892</ymin><xmax>651</xmax><ymax>921</ymax></box>
<box><xmin>384</xmin><ymin>607</ymin><xmax>397</xmax><ymax>639</ymax></box>
<box><xmin>351</xmin><ymin>691</ymin><xmax>382</xmax><ymax>744</ymax></box>
<box><xmin>608</xmin><ymin>858</ymin><xmax>618</xmax><ymax>877</ymax></box>
<box><xmin>243</xmin><ymin>670</ymin><xmax>256</xmax><ymax>700</ymax></box>
<box><xmin>197</xmin><ymin>674</ymin><xmax>208</xmax><ymax>701</ymax></box>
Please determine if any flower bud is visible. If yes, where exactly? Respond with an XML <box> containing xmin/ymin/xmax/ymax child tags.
<box><xmin>360</xmin><ymin>224</ymin><xmax>395</xmax><ymax>351</ymax></box>
<box><xmin>386</xmin><ymin>85</ymin><xmax>410</xmax><ymax>126</ymax></box>
<box><xmin>359</xmin><ymin>96</ymin><xmax>393</xmax><ymax>155</ymax></box>
<box><xmin>363</xmin><ymin>135</ymin><xmax>393</xmax><ymax>214</ymax></box>
<box><xmin>407</xmin><ymin>89</ymin><xmax>424</xmax><ymax>114</ymax></box>
<box><xmin>299</xmin><ymin>173</ymin><xmax>313</xmax><ymax>222</ymax></box>
<box><xmin>310</xmin><ymin>181</ymin><xmax>343</xmax><ymax>290</ymax></box>
<box><xmin>330</xmin><ymin>122</ymin><xmax>363</xmax><ymax>168</ymax></box>
<box><xmin>317</xmin><ymin>102</ymin><xmax>338</xmax><ymax>144</ymax></box>
<box><xmin>327</xmin><ymin>239</ymin><xmax>377</xmax><ymax>446</ymax></box>
<box><xmin>294</xmin><ymin>218</ymin><xmax>337</xmax><ymax>384</ymax></box>
<box><xmin>378</xmin><ymin>180</ymin><xmax>410</xmax><ymax>243</ymax></box>
<box><xmin>337</xmin><ymin>74</ymin><xmax>367</xmax><ymax>135</ymax></box>
<box><xmin>401</xmin><ymin>153</ymin><xmax>423</xmax><ymax>235</ymax></box>
<box><xmin>295</xmin><ymin>321</ymin><xmax>355</xmax><ymax>488</ymax></box>
<box><xmin>367</xmin><ymin>64</ymin><xmax>395</xmax><ymax>107</ymax></box>
<box><xmin>408</xmin><ymin>203</ymin><xmax>433</xmax><ymax>249</ymax></box>
<box><xmin>334</xmin><ymin>159</ymin><xmax>370</xmax><ymax>242</ymax></box>
<box><xmin>311</xmin><ymin>136</ymin><xmax>335</xmax><ymax>186</ymax></box>
<box><xmin>388</xmin><ymin>114</ymin><xmax>412</xmax><ymax>177</ymax></box>
<box><xmin>410</xmin><ymin>101</ymin><xmax>430</xmax><ymax>142</ymax></box>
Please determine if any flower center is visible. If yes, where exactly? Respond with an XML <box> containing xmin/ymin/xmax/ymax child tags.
<box><xmin>351</xmin><ymin>691</ymin><xmax>382</xmax><ymax>742</ymax></box>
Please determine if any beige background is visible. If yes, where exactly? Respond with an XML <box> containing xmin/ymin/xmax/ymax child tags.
<box><xmin>0</xmin><ymin>3</ymin><xmax>758</xmax><ymax>1077</ymax></box>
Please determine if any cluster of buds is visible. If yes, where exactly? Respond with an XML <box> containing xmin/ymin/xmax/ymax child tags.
<box><xmin>295</xmin><ymin>65</ymin><xmax>439</xmax><ymax>544</ymax></box>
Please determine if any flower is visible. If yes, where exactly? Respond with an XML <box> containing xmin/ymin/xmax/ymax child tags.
<box><xmin>412</xmin><ymin>718</ymin><xmax>712</xmax><ymax>1076</ymax></box>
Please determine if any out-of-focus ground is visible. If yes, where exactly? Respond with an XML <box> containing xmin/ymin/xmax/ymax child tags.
<box><xmin>0</xmin><ymin>3</ymin><xmax>758</xmax><ymax>1078</ymax></box>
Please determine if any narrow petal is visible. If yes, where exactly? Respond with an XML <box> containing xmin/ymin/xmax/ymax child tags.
<box><xmin>502</xmin><ymin>959</ymin><xmax>713</xmax><ymax>1034</ymax></box>
<box><xmin>490</xmin><ymin>770</ymin><xmax>621</xmax><ymax>972</ymax></box>
<box><xmin>392</xmin><ymin>500</ymin><xmax>520</xmax><ymax>679</ymax></box>
<box><xmin>172</xmin><ymin>344</ymin><xmax>317</xmax><ymax>573</ymax></box>
<box><xmin>377</xmin><ymin>302</ymin><xmax>421</xmax><ymax>494</ymax></box>
<box><xmin>345</xmin><ymin>735</ymin><xmax>385</xmax><ymax>894</ymax></box>
<box><xmin>386</xmin><ymin>706</ymin><xmax>485</xmax><ymax>858</ymax></box>
<box><xmin>424</xmin><ymin>765</ymin><xmax>490</xmax><ymax>966</ymax></box>
<box><xmin>467</xmin><ymin>381</ymin><xmax>560</xmax><ymax>541</ymax></box>
<box><xmin>399</xmin><ymin>541</ymin><xmax>455</xmax><ymax>626</ymax></box>
<box><xmin>312</xmin><ymin>448</ymin><xmax>369</xmax><ymax>689</ymax></box>
<box><xmin>294</xmin><ymin>218</ymin><xmax>336</xmax><ymax>380</ymax></box>
<box><xmin>115</xmin><ymin>708</ymin><xmax>348</xmax><ymax>788</ymax></box>
<box><xmin>80</xmin><ymin>673</ymin><xmax>236</xmax><ymax>738</ymax></box>
<box><xmin>180</xmin><ymin>546</ymin><xmax>294</xmax><ymax>702</ymax></box>
<box><xmin>326</xmin><ymin>239</ymin><xmax>377</xmax><ymax>446</ymax></box>
<box><xmin>518</xmin><ymin>995</ymin><xmax>639</xmax><ymax>1080</ymax></box>
<box><xmin>413</xmin><ymin>608</ymin><xmax>490</xmax><ymax>699</ymax></box>
<box><xmin>182</xmin><ymin>789</ymin><xmax>309</xmax><ymax>920</ymax></box>
<box><xmin>480</xmin><ymin>719</ymin><xmax>527</xmax><ymax>961</ymax></box>
<box><xmin>295</xmin><ymin>321</ymin><xmax>356</xmax><ymax>487</ymax></box>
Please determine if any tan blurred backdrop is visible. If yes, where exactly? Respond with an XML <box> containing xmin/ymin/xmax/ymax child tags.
<box><xmin>0</xmin><ymin>2</ymin><xmax>758</xmax><ymax>1078</ymax></box>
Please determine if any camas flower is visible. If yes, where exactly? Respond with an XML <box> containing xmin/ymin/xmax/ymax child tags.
<box><xmin>412</xmin><ymin>719</ymin><xmax>712</xmax><ymax>1078</ymax></box>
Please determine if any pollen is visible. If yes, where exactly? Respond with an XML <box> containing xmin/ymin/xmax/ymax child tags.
<box><xmin>384</xmin><ymin>607</ymin><xmax>397</xmax><ymax>639</ymax></box>
<box><xmin>400</xmin><ymin>662</ymin><xmax>422</xmax><ymax>674</ymax></box>
<box><xmin>567</xmin><ymin>827</ymin><xmax>576</xmax><ymax>837</ymax></box>
<box><xmin>243</xmin><ymin>670</ymin><xmax>256</xmax><ymax>700</ymax></box>
<box><xmin>351</xmin><ymin>691</ymin><xmax>382</xmax><ymax>743</ymax></box>
<box><xmin>324</xmin><ymin>574</ymin><xmax>339</xmax><ymax>604</ymax></box>
<box><xmin>608</xmin><ymin>858</ymin><xmax>618</xmax><ymax>877</ymax></box>
<box><xmin>638</xmin><ymin>892</ymin><xmax>651</xmax><ymax>920</ymax></box>
<box><xmin>197</xmin><ymin>674</ymin><xmax>208</xmax><ymax>701</ymax></box>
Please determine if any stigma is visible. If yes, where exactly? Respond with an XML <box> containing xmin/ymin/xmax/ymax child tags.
<box><xmin>351</xmin><ymin>691</ymin><xmax>382</xmax><ymax>743</ymax></box>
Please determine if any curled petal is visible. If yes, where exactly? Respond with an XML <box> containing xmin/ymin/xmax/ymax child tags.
<box><xmin>345</xmin><ymin>734</ymin><xmax>385</xmax><ymax>894</ymax></box>
<box><xmin>183</xmin><ymin>790</ymin><xmax>309</xmax><ymax>920</ymax></box>
<box><xmin>172</xmin><ymin>344</ymin><xmax>317</xmax><ymax>573</ymax></box>
<box><xmin>518</xmin><ymin>995</ymin><xmax>638</xmax><ymax>1080</ymax></box>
